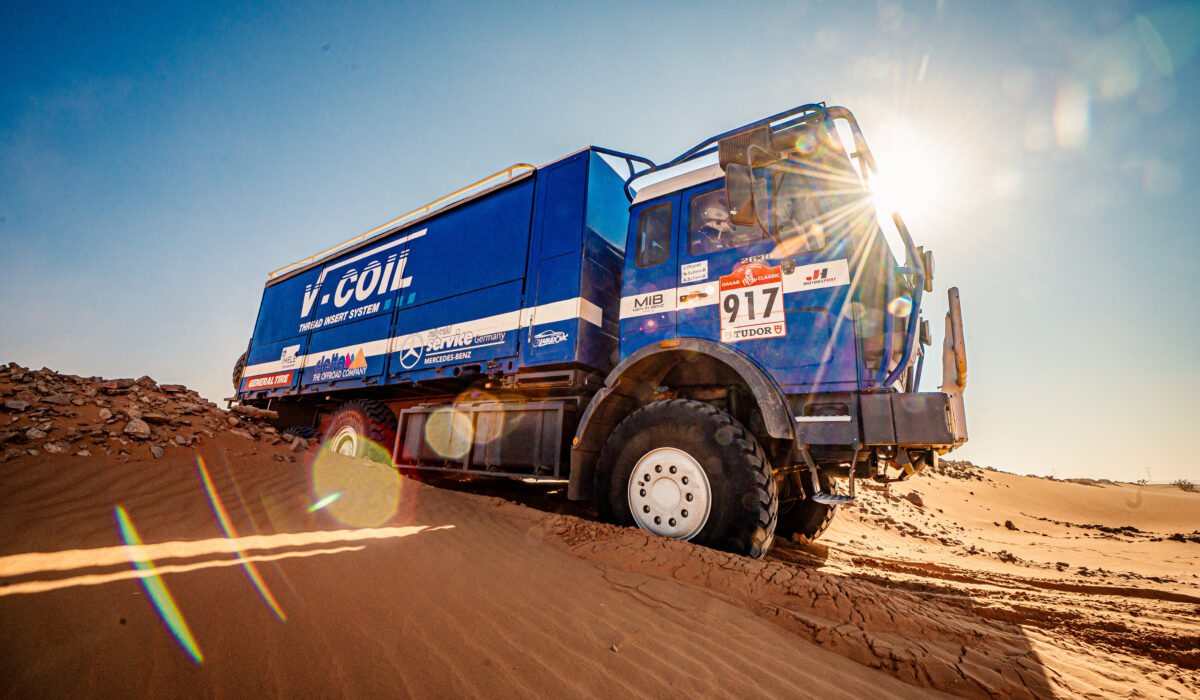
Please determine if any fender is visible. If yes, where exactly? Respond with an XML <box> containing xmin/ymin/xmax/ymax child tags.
<box><xmin>567</xmin><ymin>338</ymin><xmax>795</xmax><ymax>500</ymax></box>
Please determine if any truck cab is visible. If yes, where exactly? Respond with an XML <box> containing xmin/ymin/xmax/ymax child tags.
<box><xmin>571</xmin><ymin>104</ymin><xmax>967</xmax><ymax>556</ymax></box>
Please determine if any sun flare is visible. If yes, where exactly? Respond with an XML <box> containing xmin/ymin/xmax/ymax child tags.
<box><xmin>868</xmin><ymin>122</ymin><xmax>950</xmax><ymax>224</ymax></box>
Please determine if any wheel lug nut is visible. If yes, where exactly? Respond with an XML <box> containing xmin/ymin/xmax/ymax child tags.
<box><xmin>643</xmin><ymin>505</ymin><xmax>650</xmax><ymax>513</ymax></box>
<box><xmin>686</xmin><ymin>493</ymin><xmax>693</xmax><ymax>502</ymax></box>
<box><xmin>655</xmin><ymin>465</ymin><xmax>662</xmax><ymax>473</ymax></box>
<box><xmin>669</xmin><ymin>466</ymin><xmax>676</xmax><ymax>474</ymax></box>
<box><xmin>669</xmin><ymin>518</ymin><xmax>676</xmax><ymax>526</ymax></box>
<box><xmin>682</xmin><ymin>509</ymin><xmax>688</xmax><ymax>518</ymax></box>
<box><xmin>643</xmin><ymin>474</ymin><xmax>650</xmax><ymax>482</ymax></box>
<box><xmin>654</xmin><ymin>516</ymin><xmax>661</xmax><ymax>525</ymax></box>
<box><xmin>639</xmin><ymin>489</ymin><xmax>646</xmax><ymax>497</ymax></box>
<box><xmin>681</xmin><ymin>476</ymin><xmax>689</xmax><ymax>485</ymax></box>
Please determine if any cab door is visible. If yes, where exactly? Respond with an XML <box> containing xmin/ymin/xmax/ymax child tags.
<box><xmin>674</xmin><ymin>182</ymin><xmax>776</xmax><ymax>344</ymax></box>
<box><xmin>618</xmin><ymin>196</ymin><xmax>679</xmax><ymax>360</ymax></box>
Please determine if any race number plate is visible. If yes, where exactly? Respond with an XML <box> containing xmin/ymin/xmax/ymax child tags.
<box><xmin>719</xmin><ymin>263</ymin><xmax>786</xmax><ymax>342</ymax></box>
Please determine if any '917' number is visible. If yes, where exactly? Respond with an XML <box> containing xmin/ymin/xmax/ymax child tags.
<box><xmin>723</xmin><ymin>287</ymin><xmax>778</xmax><ymax>323</ymax></box>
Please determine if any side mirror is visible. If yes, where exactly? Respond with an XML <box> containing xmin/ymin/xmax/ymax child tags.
<box><xmin>725</xmin><ymin>164</ymin><xmax>757</xmax><ymax>226</ymax></box>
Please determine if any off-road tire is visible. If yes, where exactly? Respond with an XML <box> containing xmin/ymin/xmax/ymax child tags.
<box><xmin>595</xmin><ymin>399</ymin><xmax>777</xmax><ymax>558</ymax></box>
<box><xmin>776</xmin><ymin>468</ymin><xmax>839</xmax><ymax>543</ymax></box>
<box><xmin>232</xmin><ymin>351</ymin><xmax>247</xmax><ymax>393</ymax></box>
<box><xmin>321</xmin><ymin>399</ymin><xmax>397</xmax><ymax>466</ymax></box>
<box><xmin>281</xmin><ymin>426</ymin><xmax>318</xmax><ymax>441</ymax></box>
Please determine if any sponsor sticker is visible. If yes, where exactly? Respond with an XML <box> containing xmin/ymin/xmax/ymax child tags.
<box><xmin>719</xmin><ymin>262</ymin><xmax>787</xmax><ymax>343</ymax></box>
<box><xmin>533</xmin><ymin>330</ymin><xmax>569</xmax><ymax>347</ymax></box>
<box><xmin>307</xmin><ymin>348</ymin><xmax>370</xmax><ymax>382</ymax></box>
<box><xmin>619</xmin><ymin>290</ymin><xmax>676</xmax><ymax>319</ymax></box>
<box><xmin>245</xmin><ymin>371</ymin><xmax>293</xmax><ymax>390</ymax></box>
<box><xmin>789</xmin><ymin>259</ymin><xmax>850</xmax><ymax>292</ymax></box>
<box><xmin>681</xmin><ymin>260</ymin><xmax>708</xmax><ymax>284</ymax></box>
<box><xmin>279</xmin><ymin>345</ymin><xmax>300</xmax><ymax>371</ymax></box>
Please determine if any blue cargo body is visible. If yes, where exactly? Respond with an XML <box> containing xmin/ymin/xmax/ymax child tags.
<box><xmin>238</xmin><ymin>149</ymin><xmax>628</xmax><ymax>401</ymax></box>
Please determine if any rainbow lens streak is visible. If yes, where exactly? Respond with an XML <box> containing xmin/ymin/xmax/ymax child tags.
<box><xmin>196</xmin><ymin>458</ymin><xmax>287</xmax><ymax>622</ymax></box>
<box><xmin>115</xmin><ymin>506</ymin><xmax>204</xmax><ymax>664</ymax></box>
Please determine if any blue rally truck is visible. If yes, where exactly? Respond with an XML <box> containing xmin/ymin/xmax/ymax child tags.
<box><xmin>234</xmin><ymin>102</ymin><xmax>968</xmax><ymax>558</ymax></box>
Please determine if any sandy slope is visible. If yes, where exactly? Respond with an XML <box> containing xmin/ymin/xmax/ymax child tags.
<box><xmin>0</xmin><ymin>441</ymin><xmax>932</xmax><ymax>699</ymax></box>
<box><xmin>0</xmin><ymin>366</ymin><xmax>1197</xmax><ymax>697</ymax></box>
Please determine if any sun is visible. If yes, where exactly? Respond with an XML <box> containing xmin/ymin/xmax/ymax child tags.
<box><xmin>867</xmin><ymin>122</ymin><xmax>950</xmax><ymax>224</ymax></box>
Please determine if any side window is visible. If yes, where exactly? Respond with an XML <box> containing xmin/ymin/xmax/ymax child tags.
<box><xmin>635</xmin><ymin>203</ymin><xmax>672</xmax><ymax>267</ymax></box>
<box><xmin>688</xmin><ymin>189</ymin><xmax>764</xmax><ymax>255</ymax></box>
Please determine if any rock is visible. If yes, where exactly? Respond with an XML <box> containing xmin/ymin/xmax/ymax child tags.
<box><xmin>231</xmin><ymin>405</ymin><xmax>279</xmax><ymax>420</ymax></box>
<box><xmin>43</xmin><ymin>442</ymin><xmax>68</xmax><ymax>454</ymax></box>
<box><xmin>42</xmin><ymin>394</ymin><xmax>71</xmax><ymax>405</ymax></box>
<box><xmin>71</xmin><ymin>398</ymin><xmax>86</xmax><ymax>406</ymax></box>
<box><xmin>160</xmin><ymin>384</ymin><xmax>186</xmax><ymax>394</ymax></box>
<box><xmin>229</xmin><ymin>429</ymin><xmax>255</xmax><ymax>440</ymax></box>
<box><xmin>124</xmin><ymin>406</ymin><xmax>143</xmax><ymax>420</ymax></box>
<box><xmin>26</xmin><ymin>448</ymin><xmax>39</xmax><ymax>456</ymax></box>
<box><xmin>4</xmin><ymin>400</ymin><xmax>30</xmax><ymax>412</ymax></box>
<box><xmin>123</xmin><ymin>419</ymin><xmax>152</xmax><ymax>440</ymax></box>
<box><xmin>98</xmin><ymin>408</ymin><xmax>113</xmax><ymax>421</ymax></box>
<box><xmin>0</xmin><ymin>430</ymin><xmax>20</xmax><ymax>443</ymax></box>
<box><xmin>174</xmin><ymin>435</ymin><xmax>188</xmax><ymax>446</ymax></box>
<box><xmin>25</xmin><ymin>428</ymin><xmax>47</xmax><ymax>440</ymax></box>
<box><xmin>149</xmin><ymin>444</ymin><xmax>164</xmax><ymax>459</ymax></box>
<box><xmin>0</xmin><ymin>449</ymin><xmax>18</xmax><ymax>463</ymax></box>
<box><xmin>1004</xmin><ymin>520</ymin><xmax>1018</xmax><ymax>531</ymax></box>
<box><xmin>142</xmin><ymin>412</ymin><xmax>169</xmax><ymax>425</ymax></box>
<box><xmin>291</xmin><ymin>436</ymin><xmax>307</xmax><ymax>452</ymax></box>
<box><xmin>75</xmin><ymin>449</ymin><xmax>91</xmax><ymax>457</ymax></box>
<box><xmin>904</xmin><ymin>491</ymin><xmax>924</xmax><ymax>507</ymax></box>
<box><xmin>135</xmin><ymin>376</ymin><xmax>157</xmax><ymax>388</ymax></box>
<box><xmin>227</xmin><ymin>415</ymin><xmax>241</xmax><ymax>427</ymax></box>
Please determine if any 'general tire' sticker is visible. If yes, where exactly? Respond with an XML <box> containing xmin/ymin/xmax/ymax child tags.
<box><xmin>719</xmin><ymin>263</ymin><xmax>786</xmax><ymax>342</ymax></box>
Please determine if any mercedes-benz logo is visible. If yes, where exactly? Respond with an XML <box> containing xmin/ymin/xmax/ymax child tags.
<box><xmin>397</xmin><ymin>333</ymin><xmax>425</xmax><ymax>370</ymax></box>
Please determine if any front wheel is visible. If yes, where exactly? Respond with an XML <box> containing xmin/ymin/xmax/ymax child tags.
<box><xmin>595</xmin><ymin>399</ymin><xmax>777</xmax><ymax>558</ymax></box>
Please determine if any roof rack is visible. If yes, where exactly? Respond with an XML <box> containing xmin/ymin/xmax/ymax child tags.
<box><xmin>621</xmin><ymin>102</ymin><xmax>831</xmax><ymax>200</ymax></box>
<box><xmin>268</xmin><ymin>162</ymin><xmax>535</xmax><ymax>279</ymax></box>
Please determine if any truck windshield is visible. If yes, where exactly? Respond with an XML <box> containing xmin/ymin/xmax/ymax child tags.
<box><xmin>766</xmin><ymin>126</ymin><xmax>868</xmax><ymax>251</ymax></box>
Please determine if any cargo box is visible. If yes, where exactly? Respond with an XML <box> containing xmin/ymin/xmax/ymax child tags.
<box><xmin>237</xmin><ymin>148</ymin><xmax>630</xmax><ymax>402</ymax></box>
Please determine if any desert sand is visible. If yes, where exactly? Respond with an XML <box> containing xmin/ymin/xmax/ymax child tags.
<box><xmin>1</xmin><ymin>364</ymin><xmax>1197</xmax><ymax>698</ymax></box>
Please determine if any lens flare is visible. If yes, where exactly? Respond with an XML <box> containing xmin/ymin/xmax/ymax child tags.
<box><xmin>311</xmin><ymin>448</ymin><xmax>401</xmax><ymax>527</ymax></box>
<box><xmin>114</xmin><ymin>506</ymin><xmax>204</xmax><ymax>664</ymax></box>
<box><xmin>196</xmin><ymin>458</ymin><xmax>287</xmax><ymax>622</ymax></box>
<box><xmin>308</xmin><ymin>492</ymin><xmax>342</xmax><ymax>512</ymax></box>
<box><xmin>794</xmin><ymin>131</ymin><xmax>818</xmax><ymax>155</ymax></box>
<box><xmin>888</xmin><ymin>295</ymin><xmax>913</xmax><ymax>317</ymax></box>
<box><xmin>423</xmin><ymin>407</ymin><xmax>473</xmax><ymax>460</ymax></box>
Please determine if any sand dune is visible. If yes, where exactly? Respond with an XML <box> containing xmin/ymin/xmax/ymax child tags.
<box><xmin>1</xmin><ymin>366</ymin><xmax>1197</xmax><ymax>697</ymax></box>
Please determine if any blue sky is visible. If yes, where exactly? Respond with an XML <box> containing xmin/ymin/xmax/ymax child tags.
<box><xmin>2</xmin><ymin>1</ymin><xmax>1197</xmax><ymax>481</ymax></box>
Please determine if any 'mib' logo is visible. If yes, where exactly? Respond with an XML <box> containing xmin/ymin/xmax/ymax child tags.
<box><xmin>633</xmin><ymin>293</ymin><xmax>664</xmax><ymax>310</ymax></box>
<box><xmin>805</xmin><ymin>267</ymin><xmax>828</xmax><ymax>282</ymax></box>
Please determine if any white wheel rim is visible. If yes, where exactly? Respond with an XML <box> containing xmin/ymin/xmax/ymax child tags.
<box><xmin>330</xmin><ymin>426</ymin><xmax>359</xmax><ymax>457</ymax></box>
<box><xmin>627</xmin><ymin>447</ymin><xmax>712</xmax><ymax>540</ymax></box>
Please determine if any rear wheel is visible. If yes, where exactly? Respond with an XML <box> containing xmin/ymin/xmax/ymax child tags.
<box><xmin>776</xmin><ymin>468</ymin><xmax>839</xmax><ymax>543</ymax></box>
<box><xmin>595</xmin><ymin>399</ymin><xmax>777</xmax><ymax>558</ymax></box>
<box><xmin>321</xmin><ymin>400</ymin><xmax>397</xmax><ymax>465</ymax></box>
<box><xmin>232</xmin><ymin>351</ymin><xmax>247</xmax><ymax>393</ymax></box>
